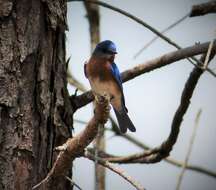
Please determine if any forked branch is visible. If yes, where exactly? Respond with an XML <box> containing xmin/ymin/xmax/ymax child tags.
<box><xmin>85</xmin><ymin>151</ymin><xmax>145</xmax><ymax>190</ymax></box>
<box><xmin>32</xmin><ymin>94</ymin><xmax>110</xmax><ymax>189</ymax></box>
<box><xmin>85</xmin><ymin>52</ymin><xmax>215</xmax><ymax>164</ymax></box>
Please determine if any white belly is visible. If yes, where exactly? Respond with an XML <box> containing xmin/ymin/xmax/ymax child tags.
<box><xmin>90</xmin><ymin>78</ymin><xmax>113</xmax><ymax>95</ymax></box>
<box><xmin>89</xmin><ymin>78</ymin><xmax>122</xmax><ymax>110</ymax></box>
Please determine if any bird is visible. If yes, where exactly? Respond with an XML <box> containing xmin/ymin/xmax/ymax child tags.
<box><xmin>84</xmin><ymin>40</ymin><xmax>136</xmax><ymax>133</ymax></box>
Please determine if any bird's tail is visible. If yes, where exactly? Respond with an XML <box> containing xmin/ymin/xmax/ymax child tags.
<box><xmin>114</xmin><ymin>108</ymin><xmax>136</xmax><ymax>133</ymax></box>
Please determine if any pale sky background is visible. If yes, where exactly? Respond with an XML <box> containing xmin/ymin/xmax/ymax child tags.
<box><xmin>66</xmin><ymin>0</ymin><xmax>216</xmax><ymax>189</ymax></box>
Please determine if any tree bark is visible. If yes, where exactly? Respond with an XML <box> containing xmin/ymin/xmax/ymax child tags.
<box><xmin>0</xmin><ymin>0</ymin><xmax>73</xmax><ymax>189</ymax></box>
<box><xmin>190</xmin><ymin>1</ymin><xmax>216</xmax><ymax>17</ymax></box>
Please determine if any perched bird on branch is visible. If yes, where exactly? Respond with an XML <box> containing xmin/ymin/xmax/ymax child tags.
<box><xmin>84</xmin><ymin>40</ymin><xmax>136</xmax><ymax>133</ymax></box>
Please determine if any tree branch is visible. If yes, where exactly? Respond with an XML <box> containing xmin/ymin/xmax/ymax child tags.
<box><xmin>68</xmin><ymin>0</ymin><xmax>216</xmax><ymax>77</ymax></box>
<box><xmin>190</xmin><ymin>1</ymin><xmax>216</xmax><ymax>17</ymax></box>
<box><xmin>32</xmin><ymin>94</ymin><xmax>110</xmax><ymax>189</ymax></box>
<box><xmin>67</xmin><ymin>69</ymin><xmax>87</xmax><ymax>92</ymax></box>
<box><xmin>65</xmin><ymin>176</ymin><xmax>82</xmax><ymax>190</ymax></box>
<box><xmin>119</xmin><ymin>132</ymin><xmax>216</xmax><ymax>178</ymax></box>
<box><xmin>176</xmin><ymin>109</ymin><xmax>202</xmax><ymax>190</ymax></box>
<box><xmin>71</xmin><ymin>41</ymin><xmax>216</xmax><ymax>110</ymax></box>
<box><xmin>122</xmin><ymin>41</ymin><xmax>216</xmax><ymax>82</ymax></box>
<box><xmin>85</xmin><ymin>151</ymin><xmax>145</xmax><ymax>190</ymax></box>
<box><xmin>74</xmin><ymin>119</ymin><xmax>216</xmax><ymax>179</ymax></box>
<box><xmin>83</xmin><ymin>52</ymin><xmax>215</xmax><ymax>166</ymax></box>
<box><xmin>133</xmin><ymin>13</ymin><xmax>189</xmax><ymax>59</ymax></box>
<box><xmin>66</xmin><ymin>0</ymin><xmax>189</xmax><ymax>52</ymax></box>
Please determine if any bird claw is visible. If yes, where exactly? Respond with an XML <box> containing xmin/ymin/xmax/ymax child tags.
<box><xmin>94</xmin><ymin>95</ymin><xmax>100</xmax><ymax>103</ymax></box>
<box><xmin>94</xmin><ymin>92</ymin><xmax>111</xmax><ymax>104</ymax></box>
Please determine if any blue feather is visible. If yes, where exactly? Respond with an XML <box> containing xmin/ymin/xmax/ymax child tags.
<box><xmin>110</xmin><ymin>62</ymin><xmax>127</xmax><ymax>110</ymax></box>
<box><xmin>110</xmin><ymin>62</ymin><xmax>123</xmax><ymax>89</ymax></box>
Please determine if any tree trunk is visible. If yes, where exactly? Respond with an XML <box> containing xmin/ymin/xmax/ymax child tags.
<box><xmin>0</xmin><ymin>0</ymin><xmax>73</xmax><ymax>189</ymax></box>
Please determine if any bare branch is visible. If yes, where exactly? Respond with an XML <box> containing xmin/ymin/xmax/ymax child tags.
<box><xmin>119</xmin><ymin>132</ymin><xmax>216</xmax><ymax>178</ymax></box>
<box><xmin>176</xmin><ymin>109</ymin><xmax>202</xmax><ymax>190</ymax></box>
<box><xmin>83</xmin><ymin>52</ymin><xmax>215</xmax><ymax>166</ymax></box>
<box><xmin>74</xmin><ymin>118</ymin><xmax>216</xmax><ymax>178</ymax></box>
<box><xmin>65</xmin><ymin>176</ymin><xmax>82</xmax><ymax>190</ymax></box>
<box><xmin>134</xmin><ymin>13</ymin><xmax>189</xmax><ymax>59</ymax></box>
<box><xmin>107</xmin><ymin>52</ymin><xmax>215</xmax><ymax>164</ymax></box>
<box><xmin>85</xmin><ymin>151</ymin><xmax>145</xmax><ymax>190</ymax></box>
<box><xmin>32</xmin><ymin>94</ymin><xmax>110</xmax><ymax>189</ymax></box>
<box><xmin>190</xmin><ymin>1</ymin><xmax>216</xmax><ymax>17</ymax></box>
<box><xmin>66</xmin><ymin>0</ymin><xmax>188</xmax><ymax>51</ymax></box>
<box><xmin>68</xmin><ymin>0</ymin><xmax>216</xmax><ymax>77</ymax></box>
<box><xmin>71</xmin><ymin>41</ymin><xmax>216</xmax><ymax>110</ymax></box>
<box><xmin>203</xmin><ymin>40</ymin><xmax>215</xmax><ymax>69</ymax></box>
<box><xmin>67</xmin><ymin>69</ymin><xmax>87</xmax><ymax>92</ymax></box>
<box><xmin>165</xmin><ymin>157</ymin><xmax>216</xmax><ymax>178</ymax></box>
<box><xmin>74</xmin><ymin>118</ymin><xmax>89</xmax><ymax>125</ymax></box>
<box><xmin>122</xmin><ymin>40</ymin><xmax>216</xmax><ymax>82</ymax></box>
<box><xmin>71</xmin><ymin>90</ymin><xmax>94</xmax><ymax>111</ymax></box>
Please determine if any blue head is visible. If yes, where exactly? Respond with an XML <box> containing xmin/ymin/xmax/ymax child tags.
<box><xmin>93</xmin><ymin>40</ymin><xmax>117</xmax><ymax>57</ymax></box>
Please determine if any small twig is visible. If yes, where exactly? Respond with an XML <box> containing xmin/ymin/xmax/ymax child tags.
<box><xmin>133</xmin><ymin>13</ymin><xmax>189</xmax><ymax>59</ymax></box>
<box><xmin>203</xmin><ymin>40</ymin><xmax>215</xmax><ymax>69</ymax></box>
<box><xmin>74</xmin><ymin>118</ymin><xmax>88</xmax><ymax>125</ymax></box>
<box><xmin>84</xmin><ymin>151</ymin><xmax>145</xmax><ymax>190</ymax></box>
<box><xmin>67</xmin><ymin>69</ymin><xmax>87</xmax><ymax>92</ymax></box>
<box><xmin>176</xmin><ymin>109</ymin><xmax>202</xmax><ymax>190</ymax></box>
<box><xmin>65</xmin><ymin>176</ymin><xmax>82</xmax><ymax>190</ymax></box>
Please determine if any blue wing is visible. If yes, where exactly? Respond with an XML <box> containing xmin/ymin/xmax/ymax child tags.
<box><xmin>110</xmin><ymin>63</ymin><xmax>123</xmax><ymax>89</ymax></box>
<box><xmin>110</xmin><ymin>63</ymin><xmax>127</xmax><ymax>111</ymax></box>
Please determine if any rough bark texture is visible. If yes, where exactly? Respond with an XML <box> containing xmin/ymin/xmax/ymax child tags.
<box><xmin>190</xmin><ymin>1</ymin><xmax>216</xmax><ymax>17</ymax></box>
<box><xmin>0</xmin><ymin>0</ymin><xmax>73</xmax><ymax>189</ymax></box>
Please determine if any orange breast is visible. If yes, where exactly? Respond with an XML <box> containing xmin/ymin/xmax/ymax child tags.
<box><xmin>87</xmin><ymin>57</ymin><xmax>112</xmax><ymax>81</ymax></box>
<box><xmin>86</xmin><ymin>56</ymin><xmax>123</xmax><ymax>110</ymax></box>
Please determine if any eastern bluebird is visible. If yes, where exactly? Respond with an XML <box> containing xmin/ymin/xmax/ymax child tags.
<box><xmin>84</xmin><ymin>40</ymin><xmax>136</xmax><ymax>133</ymax></box>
